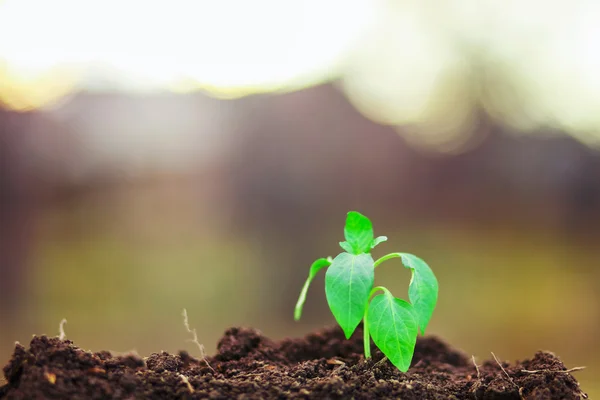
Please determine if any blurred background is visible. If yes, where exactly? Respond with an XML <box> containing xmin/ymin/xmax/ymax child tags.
<box><xmin>1</xmin><ymin>0</ymin><xmax>599</xmax><ymax>396</ymax></box>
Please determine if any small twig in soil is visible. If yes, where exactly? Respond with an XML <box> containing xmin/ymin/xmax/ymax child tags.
<box><xmin>178</xmin><ymin>373</ymin><xmax>194</xmax><ymax>393</ymax></box>
<box><xmin>470</xmin><ymin>356</ymin><xmax>483</xmax><ymax>400</ymax></box>
<box><xmin>491</xmin><ymin>352</ymin><xmax>520</xmax><ymax>390</ymax></box>
<box><xmin>374</xmin><ymin>356</ymin><xmax>388</xmax><ymax>368</ymax></box>
<box><xmin>58</xmin><ymin>318</ymin><xmax>67</xmax><ymax>340</ymax></box>
<box><xmin>520</xmin><ymin>368</ymin><xmax>588</xmax><ymax>399</ymax></box>
<box><xmin>472</xmin><ymin>355</ymin><xmax>481</xmax><ymax>379</ymax></box>
<box><xmin>182</xmin><ymin>309</ymin><xmax>205</xmax><ymax>357</ymax></box>
<box><xmin>182</xmin><ymin>308</ymin><xmax>214</xmax><ymax>371</ymax></box>
<box><xmin>492</xmin><ymin>352</ymin><xmax>526</xmax><ymax>400</ymax></box>
<box><xmin>521</xmin><ymin>366</ymin><xmax>586</xmax><ymax>374</ymax></box>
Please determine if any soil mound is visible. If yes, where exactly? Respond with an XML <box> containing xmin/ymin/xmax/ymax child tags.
<box><xmin>1</xmin><ymin>325</ymin><xmax>587</xmax><ymax>399</ymax></box>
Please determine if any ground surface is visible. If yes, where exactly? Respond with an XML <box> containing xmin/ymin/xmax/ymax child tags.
<box><xmin>0</xmin><ymin>325</ymin><xmax>588</xmax><ymax>399</ymax></box>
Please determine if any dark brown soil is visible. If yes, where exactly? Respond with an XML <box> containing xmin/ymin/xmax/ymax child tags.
<box><xmin>0</xmin><ymin>325</ymin><xmax>587</xmax><ymax>399</ymax></box>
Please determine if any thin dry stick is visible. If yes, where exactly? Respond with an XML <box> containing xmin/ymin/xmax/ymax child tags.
<box><xmin>491</xmin><ymin>352</ymin><xmax>519</xmax><ymax>389</ymax></box>
<box><xmin>374</xmin><ymin>356</ymin><xmax>388</xmax><ymax>368</ymax></box>
<box><xmin>472</xmin><ymin>355</ymin><xmax>481</xmax><ymax>379</ymax></box>
<box><xmin>182</xmin><ymin>309</ymin><xmax>214</xmax><ymax>371</ymax></box>
<box><xmin>470</xmin><ymin>355</ymin><xmax>483</xmax><ymax>400</ymax></box>
<box><xmin>58</xmin><ymin>318</ymin><xmax>67</xmax><ymax>340</ymax></box>
<box><xmin>178</xmin><ymin>373</ymin><xmax>194</xmax><ymax>393</ymax></box>
<box><xmin>522</xmin><ymin>366</ymin><xmax>586</xmax><ymax>374</ymax></box>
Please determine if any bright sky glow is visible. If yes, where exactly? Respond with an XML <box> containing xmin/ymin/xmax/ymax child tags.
<box><xmin>0</xmin><ymin>0</ymin><xmax>376</xmax><ymax>108</ymax></box>
<box><xmin>1</xmin><ymin>0</ymin><xmax>600</xmax><ymax>151</ymax></box>
<box><xmin>340</xmin><ymin>0</ymin><xmax>600</xmax><ymax>150</ymax></box>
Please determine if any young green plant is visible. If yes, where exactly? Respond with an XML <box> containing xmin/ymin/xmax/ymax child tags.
<box><xmin>294</xmin><ymin>211</ymin><xmax>438</xmax><ymax>372</ymax></box>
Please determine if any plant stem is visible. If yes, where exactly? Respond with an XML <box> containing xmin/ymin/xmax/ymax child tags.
<box><xmin>373</xmin><ymin>252</ymin><xmax>401</xmax><ymax>268</ymax></box>
<box><xmin>363</xmin><ymin>314</ymin><xmax>371</xmax><ymax>359</ymax></box>
<box><xmin>363</xmin><ymin>286</ymin><xmax>389</xmax><ymax>359</ymax></box>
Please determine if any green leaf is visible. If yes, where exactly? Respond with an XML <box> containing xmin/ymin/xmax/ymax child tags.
<box><xmin>373</xmin><ymin>253</ymin><xmax>438</xmax><ymax>334</ymax></box>
<box><xmin>344</xmin><ymin>211</ymin><xmax>374</xmax><ymax>254</ymax></box>
<box><xmin>294</xmin><ymin>258</ymin><xmax>332</xmax><ymax>321</ymax></box>
<box><xmin>371</xmin><ymin>236</ymin><xmax>388</xmax><ymax>249</ymax></box>
<box><xmin>339</xmin><ymin>241</ymin><xmax>354</xmax><ymax>253</ymax></box>
<box><xmin>367</xmin><ymin>289</ymin><xmax>418</xmax><ymax>372</ymax></box>
<box><xmin>325</xmin><ymin>252</ymin><xmax>375</xmax><ymax>338</ymax></box>
<box><xmin>399</xmin><ymin>253</ymin><xmax>438</xmax><ymax>334</ymax></box>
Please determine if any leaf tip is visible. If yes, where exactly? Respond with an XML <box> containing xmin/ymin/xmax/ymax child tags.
<box><xmin>342</xmin><ymin>327</ymin><xmax>354</xmax><ymax>340</ymax></box>
<box><xmin>397</xmin><ymin>364</ymin><xmax>410</xmax><ymax>373</ymax></box>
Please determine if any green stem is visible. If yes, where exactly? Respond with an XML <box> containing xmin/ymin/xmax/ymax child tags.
<box><xmin>363</xmin><ymin>309</ymin><xmax>371</xmax><ymax>358</ymax></box>
<box><xmin>363</xmin><ymin>286</ymin><xmax>389</xmax><ymax>359</ymax></box>
<box><xmin>294</xmin><ymin>277</ymin><xmax>312</xmax><ymax>321</ymax></box>
<box><xmin>373</xmin><ymin>252</ymin><xmax>401</xmax><ymax>268</ymax></box>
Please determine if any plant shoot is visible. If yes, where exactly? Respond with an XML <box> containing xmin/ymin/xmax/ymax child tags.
<box><xmin>294</xmin><ymin>211</ymin><xmax>438</xmax><ymax>372</ymax></box>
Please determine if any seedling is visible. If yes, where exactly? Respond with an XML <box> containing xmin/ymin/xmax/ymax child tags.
<box><xmin>294</xmin><ymin>211</ymin><xmax>438</xmax><ymax>372</ymax></box>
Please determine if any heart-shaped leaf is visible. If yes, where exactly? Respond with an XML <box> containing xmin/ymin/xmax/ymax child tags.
<box><xmin>367</xmin><ymin>290</ymin><xmax>418</xmax><ymax>372</ymax></box>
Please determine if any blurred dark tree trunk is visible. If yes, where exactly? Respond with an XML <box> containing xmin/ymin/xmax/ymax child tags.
<box><xmin>562</xmin><ymin>151</ymin><xmax>600</xmax><ymax>247</ymax></box>
<box><xmin>0</xmin><ymin>110</ymin><xmax>35</xmax><ymax>322</ymax></box>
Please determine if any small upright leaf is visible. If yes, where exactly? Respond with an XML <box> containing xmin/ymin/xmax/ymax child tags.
<box><xmin>367</xmin><ymin>290</ymin><xmax>418</xmax><ymax>372</ymax></box>
<box><xmin>294</xmin><ymin>258</ymin><xmax>332</xmax><ymax>320</ymax></box>
<box><xmin>371</xmin><ymin>236</ymin><xmax>388</xmax><ymax>249</ymax></box>
<box><xmin>344</xmin><ymin>211</ymin><xmax>374</xmax><ymax>254</ymax></box>
<box><xmin>399</xmin><ymin>253</ymin><xmax>438</xmax><ymax>334</ymax></box>
<box><xmin>325</xmin><ymin>252</ymin><xmax>374</xmax><ymax>338</ymax></box>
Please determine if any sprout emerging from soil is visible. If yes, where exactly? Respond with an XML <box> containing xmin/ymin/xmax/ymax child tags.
<box><xmin>294</xmin><ymin>211</ymin><xmax>439</xmax><ymax>372</ymax></box>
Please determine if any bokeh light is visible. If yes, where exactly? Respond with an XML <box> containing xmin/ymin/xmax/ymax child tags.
<box><xmin>2</xmin><ymin>0</ymin><xmax>600</xmax><ymax>150</ymax></box>
<box><xmin>0</xmin><ymin>0</ymin><xmax>374</xmax><ymax>108</ymax></box>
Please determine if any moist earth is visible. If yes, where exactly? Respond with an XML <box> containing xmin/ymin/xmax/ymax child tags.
<box><xmin>0</xmin><ymin>325</ymin><xmax>587</xmax><ymax>399</ymax></box>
